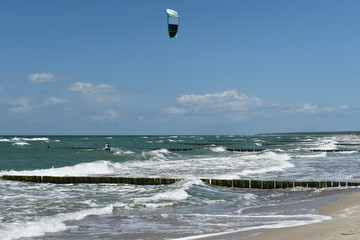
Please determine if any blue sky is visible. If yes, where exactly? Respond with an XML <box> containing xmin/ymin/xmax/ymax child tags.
<box><xmin>0</xmin><ymin>0</ymin><xmax>359</xmax><ymax>135</ymax></box>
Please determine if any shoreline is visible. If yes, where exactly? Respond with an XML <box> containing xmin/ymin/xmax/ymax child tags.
<box><xmin>189</xmin><ymin>191</ymin><xmax>360</xmax><ymax>240</ymax></box>
<box><xmin>242</xmin><ymin>191</ymin><xmax>360</xmax><ymax>240</ymax></box>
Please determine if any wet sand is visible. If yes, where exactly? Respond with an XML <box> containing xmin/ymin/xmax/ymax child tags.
<box><xmin>244</xmin><ymin>192</ymin><xmax>360</xmax><ymax>240</ymax></box>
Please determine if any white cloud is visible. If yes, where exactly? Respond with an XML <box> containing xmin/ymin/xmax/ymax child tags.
<box><xmin>28</xmin><ymin>72</ymin><xmax>59</xmax><ymax>83</ymax></box>
<box><xmin>286</xmin><ymin>103</ymin><xmax>349</xmax><ymax>114</ymax></box>
<box><xmin>164</xmin><ymin>107</ymin><xmax>187</xmax><ymax>115</ymax></box>
<box><xmin>87</xmin><ymin>109</ymin><xmax>123</xmax><ymax>122</ymax></box>
<box><xmin>8</xmin><ymin>97</ymin><xmax>33</xmax><ymax>113</ymax></box>
<box><xmin>340</xmin><ymin>105</ymin><xmax>349</xmax><ymax>110</ymax></box>
<box><xmin>0</xmin><ymin>96</ymin><xmax>69</xmax><ymax>114</ymax></box>
<box><xmin>68</xmin><ymin>82</ymin><xmax>115</xmax><ymax>95</ymax></box>
<box><xmin>166</xmin><ymin>90</ymin><xmax>263</xmax><ymax>116</ymax></box>
<box><xmin>43</xmin><ymin>97</ymin><xmax>68</xmax><ymax>105</ymax></box>
<box><xmin>295</xmin><ymin>104</ymin><xmax>319</xmax><ymax>113</ymax></box>
<box><xmin>177</xmin><ymin>90</ymin><xmax>262</xmax><ymax>111</ymax></box>
<box><xmin>322</xmin><ymin>105</ymin><xmax>349</xmax><ymax>112</ymax></box>
<box><xmin>164</xmin><ymin>90</ymin><xmax>350</xmax><ymax>123</ymax></box>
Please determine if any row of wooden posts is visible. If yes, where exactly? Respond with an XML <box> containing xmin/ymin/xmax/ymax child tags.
<box><xmin>47</xmin><ymin>145</ymin><xmax>360</xmax><ymax>153</ymax></box>
<box><xmin>2</xmin><ymin>175</ymin><xmax>360</xmax><ymax>189</ymax></box>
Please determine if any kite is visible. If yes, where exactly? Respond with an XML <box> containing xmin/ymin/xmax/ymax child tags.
<box><xmin>166</xmin><ymin>9</ymin><xmax>179</xmax><ymax>38</ymax></box>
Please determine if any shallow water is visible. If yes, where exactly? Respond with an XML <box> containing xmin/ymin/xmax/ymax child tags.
<box><xmin>1</xmin><ymin>135</ymin><xmax>360</xmax><ymax>239</ymax></box>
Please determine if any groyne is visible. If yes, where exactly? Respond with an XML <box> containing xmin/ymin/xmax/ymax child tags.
<box><xmin>226</xmin><ymin>148</ymin><xmax>265</xmax><ymax>152</ymax></box>
<box><xmin>2</xmin><ymin>175</ymin><xmax>359</xmax><ymax>189</ymax></box>
<box><xmin>1</xmin><ymin>175</ymin><xmax>182</xmax><ymax>185</ymax></box>
<box><xmin>308</xmin><ymin>149</ymin><xmax>359</xmax><ymax>152</ymax></box>
<box><xmin>47</xmin><ymin>146</ymin><xmax>360</xmax><ymax>153</ymax></box>
<box><xmin>138</xmin><ymin>148</ymin><xmax>194</xmax><ymax>152</ymax></box>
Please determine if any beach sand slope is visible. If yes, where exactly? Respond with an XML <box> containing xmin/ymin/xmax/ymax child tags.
<box><xmin>245</xmin><ymin>192</ymin><xmax>360</xmax><ymax>240</ymax></box>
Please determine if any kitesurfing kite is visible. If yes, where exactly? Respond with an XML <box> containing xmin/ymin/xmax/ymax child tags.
<box><xmin>166</xmin><ymin>9</ymin><xmax>178</xmax><ymax>38</ymax></box>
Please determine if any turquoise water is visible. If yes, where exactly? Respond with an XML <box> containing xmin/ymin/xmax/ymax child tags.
<box><xmin>1</xmin><ymin>135</ymin><xmax>360</xmax><ymax>239</ymax></box>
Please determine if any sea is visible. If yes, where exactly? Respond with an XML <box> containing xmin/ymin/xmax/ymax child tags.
<box><xmin>1</xmin><ymin>134</ymin><xmax>360</xmax><ymax>240</ymax></box>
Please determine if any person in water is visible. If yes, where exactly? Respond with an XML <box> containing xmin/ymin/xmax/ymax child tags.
<box><xmin>105</xmin><ymin>143</ymin><xmax>111</xmax><ymax>152</ymax></box>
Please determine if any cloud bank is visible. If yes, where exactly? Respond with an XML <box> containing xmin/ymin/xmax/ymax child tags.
<box><xmin>174</xmin><ymin>90</ymin><xmax>263</xmax><ymax>113</ymax></box>
<box><xmin>289</xmin><ymin>103</ymin><xmax>348</xmax><ymax>114</ymax></box>
<box><xmin>87</xmin><ymin>109</ymin><xmax>123</xmax><ymax>122</ymax></box>
<box><xmin>8</xmin><ymin>97</ymin><xmax>33</xmax><ymax>113</ymax></box>
<box><xmin>1</xmin><ymin>96</ymin><xmax>69</xmax><ymax>114</ymax></box>
<box><xmin>164</xmin><ymin>90</ymin><xmax>349</xmax><ymax>123</ymax></box>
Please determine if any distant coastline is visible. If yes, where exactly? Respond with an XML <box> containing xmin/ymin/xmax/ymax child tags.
<box><xmin>257</xmin><ymin>131</ymin><xmax>360</xmax><ymax>136</ymax></box>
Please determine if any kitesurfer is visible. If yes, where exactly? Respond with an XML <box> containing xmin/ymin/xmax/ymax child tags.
<box><xmin>105</xmin><ymin>143</ymin><xmax>111</xmax><ymax>152</ymax></box>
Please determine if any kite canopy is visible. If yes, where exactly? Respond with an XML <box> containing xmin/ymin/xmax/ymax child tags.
<box><xmin>166</xmin><ymin>9</ymin><xmax>178</xmax><ymax>38</ymax></box>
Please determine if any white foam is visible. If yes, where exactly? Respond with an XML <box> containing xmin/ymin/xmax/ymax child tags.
<box><xmin>0</xmin><ymin>139</ymin><xmax>11</xmax><ymax>142</ymax></box>
<box><xmin>241</xmin><ymin>162</ymin><xmax>294</xmax><ymax>175</ymax></box>
<box><xmin>10</xmin><ymin>137</ymin><xmax>49</xmax><ymax>142</ymax></box>
<box><xmin>173</xmin><ymin>213</ymin><xmax>326</xmax><ymax>220</ymax></box>
<box><xmin>146</xmin><ymin>188</ymin><xmax>189</xmax><ymax>202</ymax></box>
<box><xmin>173</xmin><ymin>214</ymin><xmax>331</xmax><ymax>240</ymax></box>
<box><xmin>1</xmin><ymin>137</ymin><xmax>50</xmax><ymax>146</ymax></box>
<box><xmin>1</xmin><ymin>160</ymin><xmax>122</xmax><ymax>176</ymax></box>
<box><xmin>139</xmin><ymin>202</ymin><xmax>178</xmax><ymax>209</ymax></box>
<box><xmin>211</xmin><ymin>146</ymin><xmax>227</xmax><ymax>153</ymax></box>
<box><xmin>312</xmin><ymin>137</ymin><xmax>337</xmax><ymax>150</ymax></box>
<box><xmin>1</xmin><ymin>205</ymin><xmax>113</xmax><ymax>240</ymax></box>
<box><xmin>295</xmin><ymin>152</ymin><xmax>327</xmax><ymax>158</ymax></box>
<box><xmin>135</xmin><ymin>179</ymin><xmax>202</xmax><ymax>203</ymax></box>
<box><xmin>144</xmin><ymin>149</ymin><xmax>171</xmax><ymax>161</ymax></box>
<box><xmin>112</xmin><ymin>148</ymin><xmax>134</xmax><ymax>155</ymax></box>
<box><xmin>338</xmin><ymin>151</ymin><xmax>358</xmax><ymax>154</ymax></box>
<box><xmin>239</xmin><ymin>151</ymin><xmax>293</xmax><ymax>176</ymax></box>
<box><xmin>243</xmin><ymin>193</ymin><xmax>258</xmax><ymax>201</ymax></box>
<box><xmin>21</xmin><ymin>137</ymin><xmax>49</xmax><ymax>141</ymax></box>
<box><xmin>118</xmin><ymin>149</ymin><xmax>296</xmax><ymax>180</ymax></box>
<box><xmin>13</xmin><ymin>142</ymin><xmax>30</xmax><ymax>146</ymax></box>
<box><xmin>337</xmin><ymin>207</ymin><xmax>357</xmax><ymax>218</ymax></box>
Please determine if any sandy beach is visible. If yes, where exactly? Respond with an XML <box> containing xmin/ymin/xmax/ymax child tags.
<box><xmin>243</xmin><ymin>192</ymin><xmax>360</xmax><ymax>240</ymax></box>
